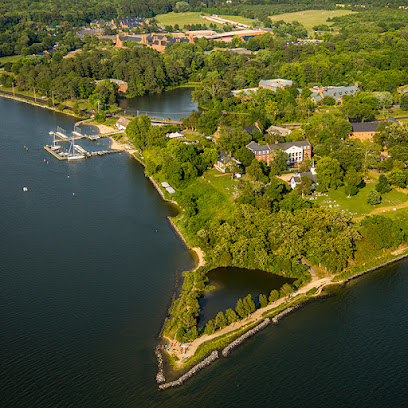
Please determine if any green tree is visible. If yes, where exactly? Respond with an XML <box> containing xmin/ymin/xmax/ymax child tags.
<box><xmin>389</xmin><ymin>169</ymin><xmax>406</xmax><ymax>189</ymax></box>
<box><xmin>400</xmin><ymin>92</ymin><xmax>408</xmax><ymax>111</ymax></box>
<box><xmin>215</xmin><ymin>311</ymin><xmax>227</xmax><ymax>330</ymax></box>
<box><xmin>280</xmin><ymin>283</ymin><xmax>293</xmax><ymax>298</ymax></box>
<box><xmin>321</xmin><ymin>95</ymin><xmax>336</xmax><ymax>106</ymax></box>
<box><xmin>259</xmin><ymin>294</ymin><xmax>268</xmax><ymax>308</ymax></box>
<box><xmin>367</xmin><ymin>190</ymin><xmax>382</xmax><ymax>205</ymax></box>
<box><xmin>217</xmin><ymin>127</ymin><xmax>251</xmax><ymax>156</ymax></box>
<box><xmin>126</xmin><ymin>115</ymin><xmax>151</xmax><ymax>150</ymax></box>
<box><xmin>268</xmin><ymin>289</ymin><xmax>279</xmax><ymax>303</ymax></box>
<box><xmin>246</xmin><ymin>159</ymin><xmax>268</xmax><ymax>183</ymax></box>
<box><xmin>73</xmin><ymin>102</ymin><xmax>81</xmax><ymax>116</ymax></box>
<box><xmin>235</xmin><ymin>298</ymin><xmax>246</xmax><ymax>319</ymax></box>
<box><xmin>344</xmin><ymin>167</ymin><xmax>362</xmax><ymax>197</ymax></box>
<box><xmin>204</xmin><ymin>320</ymin><xmax>215</xmax><ymax>335</ymax></box>
<box><xmin>243</xmin><ymin>294</ymin><xmax>256</xmax><ymax>316</ymax></box>
<box><xmin>296</xmin><ymin>175</ymin><xmax>313</xmax><ymax>198</ymax></box>
<box><xmin>270</xmin><ymin>148</ymin><xmax>289</xmax><ymax>175</ymax></box>
<box><xmin>225</xmin><ymin>308</ymin><xmax>239</xmax><ymax>324</ymax></box>
<box><xmin>316</xmin><ymin>157</ymin><xmax>343</xmax><ymax>190</ymax></box>
<box><xmin>375</xmin><ymin>174</ymin><xmax>392</xmax><ymax>194</ymax></box>
<box><xmin>235</xmin><ymin>146</ymin><xmax>256</xmax><ymax>167</ymax></box>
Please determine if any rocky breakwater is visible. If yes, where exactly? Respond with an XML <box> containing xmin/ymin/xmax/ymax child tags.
<box><xmin>222</xmin><ymin>318</ymin><xmax>271</xmax><ymax>357</ymax></box>
<box><xmin>155</xmin><ymin>346</ymin><xmax>166</xmax><ymax>383</ymax></box>
<box><xmin>272</xmin><ymin>307</ymin><xmax>295</xmax><ymax>324</ymax></box>
<box><xmin>158</xmin><ymin>351</ymin><xmax>219</xmax><ymax>390</ymax></box>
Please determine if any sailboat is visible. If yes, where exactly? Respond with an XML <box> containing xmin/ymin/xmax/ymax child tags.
<box><xmin>67</xmin><ymin>133</ymin><xmax>85</xmax><ymax>160</ymax></box>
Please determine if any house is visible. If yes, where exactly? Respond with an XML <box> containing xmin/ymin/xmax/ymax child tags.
<box><xmin>310</xmin><ymin>84</ymin><xmax>359</xmax><ymax>104</ymax></box>
<box><xmin>116</xmin><ymin>35</ymin><xmax>143</xmax><ymax>47</ymax></box>
<box><xmin>259</xmin><ymin>78</ymin><xmax>293</xmax><ymax>91</ymax></box>
<box><xmin>116</xmin><ymin>117</ymin><xmax>131</xmax><ymax>130</ymax></box>
<box><xmin>289</xmin><ymin>167</ymin><xmax>318</xmax><ymax>190</ymax></box>
<box><xmin>231</xmin><ymin>88</ymin><xmax>259</xmax><ymax>99</ymax></box>
<box><xmin>116</xmin><ymin>33</ymin><xmax>194</xmax><ymax>51</ymax></box>
<box><xmin>246</xmin><ymin>140</ymin><xmax>312</xmax><ymax>166</ymax></box>
<box><xmin>118</xmin><ymin>17</ymin><xmax>148</xmax><ymax>30</ymax></box>
<box><xmin>266</xmin><ymin>125</ymin><xmax>292</xmax><ymax>137</ymax></box>
<box><xmin>350</xmin><ymin>118</ymin><xmax>401</xmax><ymax>141</ymax></box>
<box><xmin>214</xmin><ymin>152</ymin><xmax>241</xmax><ymax>173</ymax></box>
<box><xmin>243</xmin><ymin>124</ymin><xmax>262</xmax><ymax>137</ymax></box>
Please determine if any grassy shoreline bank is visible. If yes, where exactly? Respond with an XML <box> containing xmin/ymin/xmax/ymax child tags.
<box><xmin>6</xmin><ymin>94</ymin><xmax>408</xmax><ymax>387</ymax></box>
<box><xmin>0</xmin><ymin>91</ymin><xmax>83</xmax><ymax>119</ymax></box>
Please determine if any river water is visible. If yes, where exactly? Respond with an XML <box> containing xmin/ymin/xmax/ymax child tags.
<box><xmin>1</xmin><ymin>97</ymin><xmax>408</xmax><ymax>407</ymax></box>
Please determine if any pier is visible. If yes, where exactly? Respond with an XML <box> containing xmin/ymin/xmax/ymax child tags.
<box><xmin>44</xmin><ymin>126</ymin><xmax>122</xmax><ymax>161</ymax></box>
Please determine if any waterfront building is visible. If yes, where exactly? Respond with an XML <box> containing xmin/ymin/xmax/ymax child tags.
<box><xmin>116</xmin><ymin>117</ymin><xmax>131</xmax><ymax>130</ymax></box>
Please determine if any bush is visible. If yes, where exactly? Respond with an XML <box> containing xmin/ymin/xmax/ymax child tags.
<box><xmin>367</xmin><ymin>190</ymin><xmax>381</xmax><ymax>205</ymax></box>
<box><xmin>321</xmin><ymin>95</ymin><xmax>336</xmax><ymax>106</ymax></box>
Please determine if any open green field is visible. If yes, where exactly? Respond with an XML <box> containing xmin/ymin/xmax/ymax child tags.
<box><xmin>312</xmin><ymin>182</ymin><xmax>408</xmax><ymax>218</ymax></box>
<box><xmin>269</xmin><ymin>9</ymin><xmax>355</xmax><ymax>33</ymax></box>
<box><xmin>202</xmin><ymin>168</ymin><xmax>238</xmax><ymax>202</ymax></box>
<box><xmin>375</xmin><ymin>106</ymin><xmax>408</xmax><ymax>119</ymax></box>
<box><xmin>155</xmin><ymin>12</ymin><xmax>208</xmax><ymax>27</ymax></box>
<box><xmin>0</xmin><ymin>55</ymin><xmax>21</xmax><ymax>68</ymax></box>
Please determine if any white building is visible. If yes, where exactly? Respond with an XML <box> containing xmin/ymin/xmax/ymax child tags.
<box><xmin>116</xmin><ymin>117</ymin><xmax>131</xmax><ymax>130</ymax></box>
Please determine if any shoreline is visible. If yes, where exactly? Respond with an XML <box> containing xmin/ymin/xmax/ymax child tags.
<box><xmin>157</xmin><ymin>250</ymin><xmax>408</xmax><ymax>389</ymax></box>
<box><xmin>5</xmin><ymin>92</ymin><xmax>408</xmax><ymax>389</ymax></box>
<box><xmin>0</xmin><ymin>90</ymin><xmax>82</xmax><ymax>119</ymax></box>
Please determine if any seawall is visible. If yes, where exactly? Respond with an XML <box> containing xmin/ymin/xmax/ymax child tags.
<box><xmin>222</xmin><ymin>318</ymin><xmax>270</xmax><ymax>357</ymax></box>
<box><xmin>158</xmin><ymin>351</ymin><xmax>219</xmax><ymax>390</ymax></box>
<box><xmin>340</xmin><ymin>252</ymin><xmax>408</xmax><ymax>288</ymax></box>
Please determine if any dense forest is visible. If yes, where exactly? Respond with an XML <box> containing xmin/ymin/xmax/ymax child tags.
<box><xmin>3</xmin><ymin>8</ymin><xmax>408</xmax><ymax>105</ymax></box>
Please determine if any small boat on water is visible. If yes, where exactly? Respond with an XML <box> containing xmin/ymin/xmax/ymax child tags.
<box><xmin>67</xmin><ymin>154</ymin><xmax>85</xmax><ymax>161</ymax></box>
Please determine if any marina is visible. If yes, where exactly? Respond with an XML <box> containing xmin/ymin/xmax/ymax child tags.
<box><xmin>44</xmin><ymin>126</ymin><xmax>122</xmax><ymax>160</ymax></box>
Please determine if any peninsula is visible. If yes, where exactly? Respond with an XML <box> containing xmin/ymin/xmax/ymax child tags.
<box><xmin>1</xmin><ymin>0</ymin><xmax>408</xmax><ymax>390</ymax></box>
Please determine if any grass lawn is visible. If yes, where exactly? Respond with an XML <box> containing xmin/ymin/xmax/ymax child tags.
<box><xmin>202</xmin><ymin>168</ymin><xmax>239</xmax><ymax>202</ymax></box>
<box><xmin>155</xmin><ymin>12</ymin><xmax>208</xmax><ymax>27</ymax></box>
<box><xmin>170</xmin><ymin>168</ymin><xmax>238</xmax><ymax>240</ymax></box>
<box><xmin>0</xmin><ymin>55</ymin><xmax>21</xmax><ymax>68</ymax></box>
<box><xmin>269</xmin><ymin>9</ymin><xmax>355</xmax><ymax>33</ymax></box>
<box><xmin>376</xmin><ymin>106</ymin><xmax>408</xmax><ymax>119</ymax></box>
<box><xmin>312</xmin><ymin>182</ymin><xmax>408</xmax><ymax>218</ymax></box>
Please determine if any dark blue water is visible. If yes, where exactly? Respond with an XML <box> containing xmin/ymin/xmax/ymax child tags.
<box><xmin>119</xmin><ymin>87</ymin><xmax>198</xmax><ymax>120</ymax></box>
<box><xmin>1</xmin><ymin>97</ymin><xmax>408</xmax><ymax>407</ymax></box>
<box><xmin>199</xmin><ymin>267</ymin><xmax>295</xmax><ymax>326</ymax></box>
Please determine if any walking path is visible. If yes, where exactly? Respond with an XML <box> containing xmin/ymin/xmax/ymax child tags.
<box><xmin>169</xmin><ymin>275</ymin><xmax>332</xmax><ymax>365</ymax></box>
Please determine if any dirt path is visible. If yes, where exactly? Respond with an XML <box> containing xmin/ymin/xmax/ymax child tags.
<box><xmin>354</xmin><ymin>198</ymin><xmax>408</xmax><ymax>221</ymax></box>
<box><xmin>170</xmin><ymin>276</ymin><xmax>332</xmax><ymax>365</ymax></box>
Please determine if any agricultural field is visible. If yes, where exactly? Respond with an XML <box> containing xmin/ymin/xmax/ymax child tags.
<box><xmin>269</xmin><ymin>9</ymin><xmax>355</xmax><ymax>33</ymax></box>
<box><xmin>155</xmin><ymin>12</ymin><xmax>208</xmax><ymax>27</ymax></box>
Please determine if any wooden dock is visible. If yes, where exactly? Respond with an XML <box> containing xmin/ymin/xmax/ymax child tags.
<box><xmin>44</xmin><ymin>145</ymin><xmax>67</xmax><ymax>160</ymax></box>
